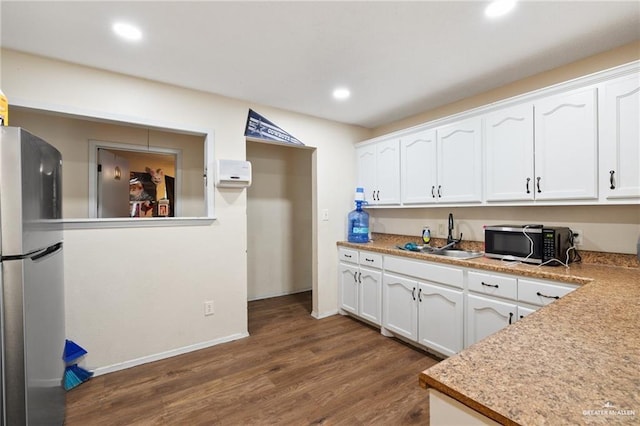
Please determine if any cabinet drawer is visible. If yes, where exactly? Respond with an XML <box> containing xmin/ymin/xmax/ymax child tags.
<box><xmin>359</xmin><ymin>251</ymin><xmax>382</xmax><ymax>269</ymax></box>
<box><xmin>338</xmin><ymin>248</ymin><xmax>358</xmax><ymax>264</ymax></box>
<box><xmin>384</xmin><ymin>256</ymin><xmax>463</xmax><ymax>288</ymax></box>
<box><xmin>468</xmin><ymin>271</ymin><xmax>517</xmax><ymax>301</ymax></box>
<box><xmin>518</xmin><ymin>279</ymin><xmax>577</xmax><ymax>306</ymax></box>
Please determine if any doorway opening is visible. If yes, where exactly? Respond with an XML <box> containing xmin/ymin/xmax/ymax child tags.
<box><xmin>246</xmin><ymin>139</ymin><xmax>315</xmax><ymax>315</ymax></box>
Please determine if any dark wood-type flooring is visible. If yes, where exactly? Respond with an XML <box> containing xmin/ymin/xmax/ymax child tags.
<box><xmin>65</xmin><ymin>291</ymin><xmax>439</xmax><ymax>425</ymax></box>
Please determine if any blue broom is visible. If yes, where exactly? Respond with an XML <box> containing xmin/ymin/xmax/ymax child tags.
<box><xmin>64</xmin><ymin>364</ymin><xmax>94</xmax><ymax>390</ymax></box>
<box><xmin>62</xmin><ymin>340</ymin><xmax>93</xmax><ymax>390</ymax></box>
<box><xmin>63</xmin><ymin>339</ymin><xmax>87</xmax><ymax>364</ymax></box>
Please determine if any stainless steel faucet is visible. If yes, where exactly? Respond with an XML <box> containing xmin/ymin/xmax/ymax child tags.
<box><xmin>446</xmin><ymin>213</ymin><xmax>463</xmax><ymax>247</ymax></box>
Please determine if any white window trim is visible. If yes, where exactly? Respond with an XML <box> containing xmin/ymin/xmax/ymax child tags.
<box><xmin>9</xmin><ymin>97</ymin><xmax>216</xmax><ymax>228</ymax></box>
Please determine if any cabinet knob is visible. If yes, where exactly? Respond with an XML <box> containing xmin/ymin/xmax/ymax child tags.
<box><xmin>418</xmin><ymin>288</ymin><xmax>422</xmax><ymax>302</ymax></box>
<box><xmin>412</xmin><ymin>287</ymin><xmax>416</xmax><ymax>301</ymax></box>
<box><xmin>481</xmin><ymin>281</ymin><xmax>499</xmax><ymax>288</ymax></box>
<box><xmin>536</xmin><ymin>177</ymin><xmax>542</xmax><ymax>193</ymax></box>
<box><xmin>508</xmin><ymin>312</ymin><xmax>514</xmax><ymax>325</ymax></box>
<box><xmin>526</xmin><ymin>177</ymin><xmax>531</xmax><ymax>194</ymax></box>
<box><xmin>437</xmin><ymin>185</ymin><xmax>442</xmax><ymax>198</ymax></box>
<box><xmin>431</xmin><ymin>186</ymin><xmax>435</xmax><ymax>198</ymax></box>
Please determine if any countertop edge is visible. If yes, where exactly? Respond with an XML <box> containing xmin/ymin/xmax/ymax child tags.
<box><xmin>336</xmin><ymin>240</ymin><xmax>596</xmax><ymax>285</ymax></box>
<box><xmin>419</xmin><ymin>372</ymin><xmax>519</xmax><ymax>426</ymax></box>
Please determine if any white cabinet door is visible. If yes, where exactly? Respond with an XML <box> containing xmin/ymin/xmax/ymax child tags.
<box><xmin>599</xmin><ymin>74</ymin><xmax>640</xmax><ymax>201</ymax></box>
<box><xmin>356</xmin><ymin>144</ymin><xmax>377</xmax><ymax>204</ymax></box>
<box><xmin>466</xmin><ymin>294</ymin><xmax>517</xmax><ymax>347</ymax></box>
<box><xmin>534</xmin><ymin>87</ymin><xmax>598</xmax><ymax>200</ymax></box>
<box><xmin>401</xmin><ymin>130</ymin><xmax>437</xmax><ymax>204</ymax></box>
<box><xmin>339</xmin><ymin>263</ymin><xmax>359</xmax><ymax>315</ymax></box>
<box><xmin>383</xmin><ymin>272</ymin><xmax>418</xmax><ymax>341</ymax></box>
<box><xmin>418</xmin><ymin>282</ymin><xmax>464</xmax><ymax>357</ymax></box>
<box><xmin>517</xmin><ymin>305</ymin><xmax>537</xmax><ymax>321</ymax></box>
<box><xmin>484</xmin><ymin>103</ymin><xmax>535</xmax><ymax>201</ymax></box>
<box><xmin>436</xmin><ymin>117</ymin><xmax>483</xmax><ymax>203</ymax></box>
<box><xmin>359</xmin><ymin>266</ymin><xmax>382</xmax><ymax>325</ymax></box>
<box><xmin>376</xmin><ymin>138</ymin><xmax>401</xmax><ymax>205</ymax></box>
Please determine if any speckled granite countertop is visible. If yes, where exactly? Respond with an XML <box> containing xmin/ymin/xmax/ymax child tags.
<box><xmin>337</xmin><ymin>233</ymin><xmax>640</xmax><ymax>425</ymax></box>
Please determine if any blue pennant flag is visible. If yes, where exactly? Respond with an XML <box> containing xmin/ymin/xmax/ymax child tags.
<box><xmin>244</xmin><ymin>109</ymin><xmax>304</xmax><ymax>146</ymax></box>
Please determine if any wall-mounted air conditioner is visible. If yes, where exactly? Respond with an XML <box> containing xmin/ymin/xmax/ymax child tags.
<box><xmin>215</xmin><ymin>159</ymin><xmax>252</xmax><ymax>188</ymax></box>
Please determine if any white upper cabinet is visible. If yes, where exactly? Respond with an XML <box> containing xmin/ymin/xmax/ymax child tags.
<box><xmin>357</xmin><ymin>63</ymin><xmax>638</xmax><ymax>207</ymax></box>
<box><xmin>356</xmin><ymin>138</ymin><xmax>400</xmax><ymax>205</ymax></box>
<box><xmin>599</xmin><ymin>74</ymin><xmax>640</xmax><ymax>202</ymax></box>
<box><xmin>484</xmin><ymin>103</ymin><xmax>535</xmax><ymax>201</ymax></box>
<box><xmin>401</xmin><ymin>129</ymin><xmax>437</xmax><ymax>204</ymax></box>
<box><xmin>435</xmin><ymin>117</ymin><xmax>483</xmax><ymax>203</ymax></box>
<box><xmin>534</xmin><ymin>87</ymin><xmax>598</xmax><ymax>200</ymax></box>
<box><xmin>376</xmin><ymin>138</ymin><xmax>401</xmax><ymax>204</ymax></box>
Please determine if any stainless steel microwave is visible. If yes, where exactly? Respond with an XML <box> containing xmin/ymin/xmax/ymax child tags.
<box><xmin>484</xmin><ymin>225</ymin><xmax>574</xmax><ymax>266</ymax></box>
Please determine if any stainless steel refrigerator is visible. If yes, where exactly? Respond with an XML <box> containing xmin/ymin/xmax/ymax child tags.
<box><xmin>0</xmin><ymin>127</ymin><xmax>65</xmax><ymax>425</ymax></box>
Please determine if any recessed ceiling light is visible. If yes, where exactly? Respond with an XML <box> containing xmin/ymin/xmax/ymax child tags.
<box><xmin>485</xmin><ymin>0</ymin><xmax>517</xmax><ymax>18</ymax></box>
<box><xmin>112</xmin><ymin>22</ymin><xmax>142</xmax><ymax>41</ymax></box>
<box><xmin>333</xmin><ymin>88</ymin><xmax>351</xmax><ymax>100</ymax></box>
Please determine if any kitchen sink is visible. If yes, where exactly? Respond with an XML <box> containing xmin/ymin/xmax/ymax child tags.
<box><xmin>396</xmin><ymin>244</ymin><xmax>484</xmax><ymax>260</ymax></box>
<box><xmin>423</xmin><ymin>248</ymin><xmax>484</xmax><ymax>259</ymax></box>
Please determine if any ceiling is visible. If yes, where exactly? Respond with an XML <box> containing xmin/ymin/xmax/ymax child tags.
<box><xmin>1</xmin><ymin>1</ymin><xmax>639</xmax><ymax>129</ymax></box>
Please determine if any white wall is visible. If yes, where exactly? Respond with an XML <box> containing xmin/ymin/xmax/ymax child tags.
<box><xmin>370</xmin><ymin>206</ymin><xmax>640</xmax><ymax>254</ymax></box>
<box><xmin>246</xmin><ymin>141</ymin><xmax>313</xmax><ymax>300</ymax></box>
<box><xmin>1</xmin><ymin>49</ymin><xmax>371</xmax><ymax>372</ymax></box>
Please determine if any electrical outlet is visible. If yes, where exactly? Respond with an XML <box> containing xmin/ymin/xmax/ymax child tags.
<box><xmin>204</xmin><ymin>300</ymin><xmax>214</xmax><ymax>316</ymax></box>
<box><xmin>321</xmin><ymin>209</ymin><xmax>329</xmax><ymax>221</ymax></box>
<box><xmin>572</xmin><ymin>229</ymin><xmax>583</xmax><ymax>246</ymax></box>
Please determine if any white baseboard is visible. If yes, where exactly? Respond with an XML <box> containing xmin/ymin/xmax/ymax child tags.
<box><xmin>247</xmin><ymin>287</ymin><xmax>312</xmax><ymax>302</ymax></box>
<box><xmin>91</xmin><ymin>332</ymin><xmax>250</xmax><ymax>377</ymax></box>
<box><xmin>311</xmin><ymin>309</ymin><xmax>338</xmax><ymax>319</ymax></box>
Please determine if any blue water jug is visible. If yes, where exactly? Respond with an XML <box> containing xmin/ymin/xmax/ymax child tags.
<box><xmin>348</xmin><ymin>200</ymin><xmax>369</xmax><ymax>243</ymax></box>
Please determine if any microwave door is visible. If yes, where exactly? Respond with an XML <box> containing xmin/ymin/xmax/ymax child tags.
<box><xmin>487</xmin><ymin>230</ymin><xmax>542</xmax><ymax>263</ymax></box>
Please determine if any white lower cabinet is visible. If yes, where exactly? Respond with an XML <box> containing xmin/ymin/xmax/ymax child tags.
<box><xmin>383</xmin><ymin>273</ymin><xmax>464</xmax><ymax>356</ymax></box>
<box><xmin>339</xmin><ymin>262</ymin><xmax>359</xmax><ymax>315</ymax></box>
<box><xmin>340</xmin><ymin>248</ymin><xmax>579</xmax><ymax>357</ymax></box>
<box><xmin>382</xmin><ymin>272</ymin><xmax>418</xmax><ymax>340</ymax></box>
<box><xmin>466</xmin><ymin>294</ymin><xmax>517</xmax><ymax>347</ymax></box>
<box><xmin>382</xmin><ymin>256</ymin><xmax>464</xmax><ymax>357</ymax></box>
<box><xmin>358</xmin><ymin>266</ymin><xmax>383</xmax><ymax>324</ymax></box>
<box><xmin>418</xmin><ymin>282</ymin><xmax>464</xmax><ymax>357</ymax></box>
<box><xmin>338</xmin><ymin>249</ymin><xmax>383</xmax><ymax>325</ymax></box>
<box><xmin>517</xmin><ymin>278</ymin><xmax>577</xmax><ymax>307</ymax></box>
<box><xmin>517</xmin><ymin>305</ymin><xmax>536</xmax><ymax>320</ymax></box>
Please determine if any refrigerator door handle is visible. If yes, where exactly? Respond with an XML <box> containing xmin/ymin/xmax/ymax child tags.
<box><xmin>30</xmin><ymin>242</ymin><xmax>63</xmax><ymax>262</ymax></box>
<box><xmin>1</xmin><ymin>242</ymin><xmax>63</xmax><ymax>262</ymax></box>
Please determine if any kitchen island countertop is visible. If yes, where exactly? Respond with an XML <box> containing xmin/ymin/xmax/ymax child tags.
<box><xmin>337</xmin><ymin>234</ymin><xmax>640</xmax><ymax>425</ymax></box>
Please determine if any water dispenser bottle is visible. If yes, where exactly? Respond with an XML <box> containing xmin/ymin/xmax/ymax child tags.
<box><xmin>348</xmin><ymin>187</ymin><xmax>370</xmax><ymax>243</ymax></box>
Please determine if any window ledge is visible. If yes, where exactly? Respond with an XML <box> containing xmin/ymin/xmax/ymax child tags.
<box><xmin>62</xmin><ymin>217</ymin><xmax>216</xmax><ymax>230</ymax></box>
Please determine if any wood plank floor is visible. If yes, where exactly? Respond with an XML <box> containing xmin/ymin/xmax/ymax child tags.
<box><xmin>65</xmin><ymin>291</ymin><xmax>439</xmax><ymax>425</ymax></box>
